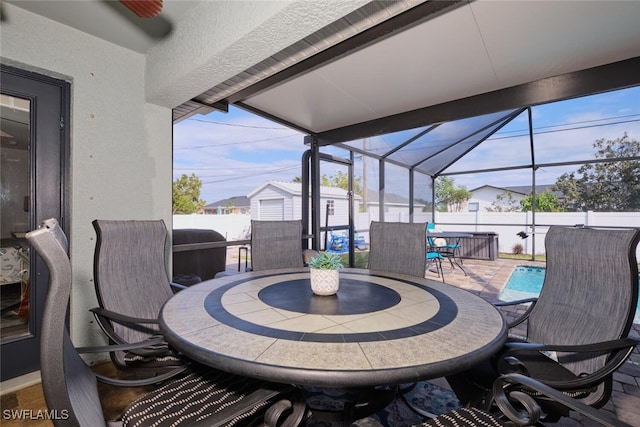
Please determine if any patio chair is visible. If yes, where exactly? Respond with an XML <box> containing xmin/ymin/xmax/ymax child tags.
<box><xmin>426</xmin><ymin>250</ymin><xmax>445</xmax><ymax>282</ymax></box>
<box><xmin>91</xmin><ymin>219</ymin><xmax>186</xmax><ymax>371</ymax></box>
<box><xmin>427</xmin><ymin>222</ymin><xmax>462</xmax><ymax>272</ymax></box>
<box><xmin>368</xmin><ymin>221</ymin><xmax>427</xmax><ymax>278</ymax></box>
<box><xmin>427</xmin><ymin>379</ymin><xmax>631</xmax><ymax>427</ymax></box>
<box><xmin>26</xmin><ymin>218</ymin><xmax>307</xmax><ymax>427</ymax></box>
<box><xmin>352</xmin><ymin>373</ymin><xmax>631</xmax><ymax>427</ymax></box>
<box><xmin>250</xmin><ymin>219</ymin><xmax>305</xmax><ymax>271</ymax></box>
<box><xmin>446</xmin><ymin>225</ymin><xmax>640</xmax><ymax>422</ymax></box>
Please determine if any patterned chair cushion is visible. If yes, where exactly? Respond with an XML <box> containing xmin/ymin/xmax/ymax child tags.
<box><xmin>417</xmin><ymin>407</ymin><xmax>506</xmax><ymax>427</ymax></box>
<box><xmin>121</xmin><ymin>366</ymin><xmax>296</xmax><ymax>427</ymax></box>
<box><xmin>122</xmin><ymin>335</ymin><xmax>183</xmax><ymax>368</ymax></box>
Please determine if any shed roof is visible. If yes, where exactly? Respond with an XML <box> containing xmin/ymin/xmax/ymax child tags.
<box><xmin>247</xmin><ymin>181</ymin><xmax>361</xmax><ymax>200</ymax></box>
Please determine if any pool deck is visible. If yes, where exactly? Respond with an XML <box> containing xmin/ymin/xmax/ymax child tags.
<box><xmin>222</xmin><ymin>253</ymin><xmax>640</xmax><ymax>426</ymax></box>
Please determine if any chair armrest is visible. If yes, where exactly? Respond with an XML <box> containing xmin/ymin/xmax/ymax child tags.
<box><xmin>493</xmin><ymin>298</ymin><xmax>538</xmax><ymax>328</ymax></box>
<box><xmin>95</xmin><ymin>366</ymin><xmax>189</xmax><ymax>387</ymax></box>
<box><xmin>90</xmin><ymin>307</ymin><xmax>160</xmax><ymax>325</ymax></box>
<box><xmin>170</xmin><ymin>281</ymin><xmax>187</xmax><ymax>292</ymax></box>
<box><xmin>90</xmin><ymin>307</ymin><xmax>160</xmax><ymax>344</ymax></box>
<box><xmin>494</xmin><ymin>373</ymin><xmax>632</xmax><ymax>427</ymax></box>
<box><xmin>77</xmin><ymin>336</ymin><xmax>167</xmax><ymax>354</ymax></box>
<box><xmin>499</xmin><ymin>337</ymin><xmax>639</xmax><ymax>389</ymax></box>
<box><xmin>503</xmin><ymin>337</ymin><xmax>639</xmax><ymax>355</ymax></box>
<box><xmin>78</xmin><ymin>334</ymin><xmax>176</xmax><ymax>358</ymax></box>
<box><xmin>494</xmin><ymin>297</ymin><xmax>538</xmax><ymax>307</ymax></box>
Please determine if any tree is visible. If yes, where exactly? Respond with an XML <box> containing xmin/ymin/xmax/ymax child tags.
<box><xmin>434</xmin><ymin>177</ymin><xmax>470</xmax><ymax>212</ymax></box>
<box><xmin>415</xmin><ymin>198</ymin><xmax>434</xmax><ymax>212</ymax></box>
<box><xmin>320</xmin><ymin>171</ymin><xmax>362</xmax><ymax>195</ymax></box>
<box><xmin>485</xmin><ymin>191</ymin><xmax>520</xmax><ymax>212</ymax></box>
<box><xmin>173</xmin><ymin>173</ymin><xmax>206</xmax><ymax>214</ymax></box>
<box><xmin>553</xmin><ymin>133</ymin><xmax>640</xmax><ymax>211</ymax></box>
<box><xmin>293</xmin><ymin>172</ymin><xmax>363</xmax><ymax>196</ymax></box>
<box><xmin>520</xmin><ymin>191</ymin><xmax>563</xmax><ymax>212</ymax></box>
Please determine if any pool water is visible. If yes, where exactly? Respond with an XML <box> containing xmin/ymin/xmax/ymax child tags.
<box><xmin>498</xmin><ymin>265</ymin><xmax>640</xmax><ymax>324</ymax></box>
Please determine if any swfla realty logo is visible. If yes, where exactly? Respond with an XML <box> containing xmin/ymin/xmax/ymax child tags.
<box><xmin>2</xmin><ymin>409</ymin><xmax>70</xmax><ymax>421</ymax></box>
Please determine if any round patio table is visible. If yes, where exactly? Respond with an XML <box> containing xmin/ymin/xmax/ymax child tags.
<box><xmin>160</xmin><ymin>268</ymin><xmax>506</xmax><ymax>388</ymax></box>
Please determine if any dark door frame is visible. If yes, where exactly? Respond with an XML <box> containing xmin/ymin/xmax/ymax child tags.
<box><xmin>1</xmin><ymin>64</ymin><xmax>70</xmax><ymax>380</ymax></box>
<box><xmin>302</xmin><ymin>145</ymin><xmax>355</xmax><ymax>266</ymax></box>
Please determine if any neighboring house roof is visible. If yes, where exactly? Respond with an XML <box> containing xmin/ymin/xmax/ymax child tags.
<box><xmin>247</xmin><ymin>181</ymin><xmax>362</xmax><ymax>200</ymax></box>
<box><xmin>206</xmin><ymin>196</ymin><xmax>250</xmax><ymax>208</ymax></box>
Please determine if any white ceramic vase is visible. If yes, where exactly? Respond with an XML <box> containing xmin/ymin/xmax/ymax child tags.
<box><xmin>309</xmin><ymin>268</ymin><xmax>340</xmax><ymax>296</ymax></box>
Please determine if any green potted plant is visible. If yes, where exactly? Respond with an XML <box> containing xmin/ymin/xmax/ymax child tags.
<box><xmin>308</xmin><ymin>252</ymin><xmax>343</xmax><ymax>296</ymax></box>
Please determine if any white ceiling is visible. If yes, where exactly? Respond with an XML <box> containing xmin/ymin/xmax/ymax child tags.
<box><xmin>241</xmin><ymin>0</ymin><xmax>640</xmax><ymax>134</ymax></box>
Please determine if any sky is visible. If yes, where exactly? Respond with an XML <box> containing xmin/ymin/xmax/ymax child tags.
<box><xmin>173</xmin><ymin>108</ymin><xmax>306</xmax><ymax>204</ymax></box>
<box><xmin>173</xmin><ymin>86</ymin><xmax>640</xmax><ymax>205</ymax></box>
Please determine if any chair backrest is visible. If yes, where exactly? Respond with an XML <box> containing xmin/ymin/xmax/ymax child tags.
<box><xmin>93</xmin><ymin>220</ymin><xmax>174</xmax><ymax>348</ymax></box>
<box><xmin>527</xmin><ymin>226</ymin><xmax>640</xmax><ymax>395</ymax></box>
<box><xmin>250</xmin><ymin>220</ymin><xmax>304</xmax><ymax>271</ymax></box>
<box><xmin>368</xmin><ymin>221</ymin><xmax>427</xmax><ymax>278</ymax></box>
<box><xmin>26</xmin><ymin>219</ymin><xmax>107</xmax><ymax>426</ymax></box>
<box><xmin>426</xmin><ymin>222</ymin><xmax>435</xmax><ymax>246</ymax></box>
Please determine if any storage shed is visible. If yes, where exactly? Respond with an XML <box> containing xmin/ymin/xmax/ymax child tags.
<box><xmin>248</xmin><ymin>181</ymin><xmax>360</xmax><ymax>227</ymax></box>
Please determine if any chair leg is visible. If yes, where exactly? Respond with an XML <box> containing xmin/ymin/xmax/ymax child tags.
<box><xmin>455</xmin><ymin>247</ymin><xmax>463</xmax><ymax>265</ymax></box>
<box><xmin>446</xmin><ymin>254</ymin><xmax>455</xmax><ymax>269</ymax></box>
<box><xmin>434</xmin><ymin>257</ymin><xmax>444</xmax><ymax>282</ymax></box>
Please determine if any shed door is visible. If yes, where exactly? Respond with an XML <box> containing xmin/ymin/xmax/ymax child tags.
<box><xmin>260</xmin><ymin>199</ymin><xmax>284</xmax><ymax>220</ymax></box>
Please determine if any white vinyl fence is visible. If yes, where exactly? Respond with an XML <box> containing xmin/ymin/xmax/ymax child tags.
<box><xmin>174</xmin><ymin>211</ymin><xmax>640</xmax><ymax>258</ymax></box>
<box><xmin>173</xmin><ymin>214</ymin><xmax>251</xmax><ymax>241</ymax></box>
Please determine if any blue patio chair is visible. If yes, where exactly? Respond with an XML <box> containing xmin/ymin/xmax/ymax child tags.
<box><xmin>426</xmin><ymin>250</ymin><xmax>444</xmax><ymax>282</ymax></box>
<box><xmin>427</xmin><ymin>222</ymin><xmax>462</xmax><ymax>269</ymax></box>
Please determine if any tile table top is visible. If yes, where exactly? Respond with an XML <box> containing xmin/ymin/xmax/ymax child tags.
<box><xmin>160</xmin><ymin>268</ymin><xmax>506</xmax><ymax>387</ymax></box>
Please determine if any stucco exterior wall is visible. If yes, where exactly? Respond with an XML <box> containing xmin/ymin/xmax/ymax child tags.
<box><xmin>468</xmin><ymin>187</ymin><xmax>526</xmax><ymax>212</ymax></box>
<box><xmin>1</xmin><ymin>3</ymin><xmax>172</xmax><ymax>351</ymax></box>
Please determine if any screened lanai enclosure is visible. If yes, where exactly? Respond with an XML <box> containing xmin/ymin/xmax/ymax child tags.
<box><xmin>294</xmin><ymin>84</ymin><xmax>640</xmax><ymax>264</ymax></box>
<box><xmin>172</xmin><ymin>1</ymin><xmax>640</xmax><ymax>264</ymax></box>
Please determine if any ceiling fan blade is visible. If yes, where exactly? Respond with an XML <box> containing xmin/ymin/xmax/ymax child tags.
<box><xmin>119</xmin><ymin>0</ymin><xmax>163</xmax><ymax>18</ymax></box>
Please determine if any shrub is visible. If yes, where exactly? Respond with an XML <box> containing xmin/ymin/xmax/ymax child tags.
<box><xmin>512</xmin><ymin>243</ymin><xmax>524</xmax><ymax>255</ymax></box>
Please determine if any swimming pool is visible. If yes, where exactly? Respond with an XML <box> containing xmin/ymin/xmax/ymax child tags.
<box><xmin>498</xmin><ymin>265</ymin><xmax>640</xmax><ymax>324</ymax></box>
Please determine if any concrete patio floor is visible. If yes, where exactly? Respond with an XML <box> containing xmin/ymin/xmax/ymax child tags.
<box><xmin>222</xmin><ymin>252</ymin><xmax>640</xmax><ymax>426</ymax></box>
